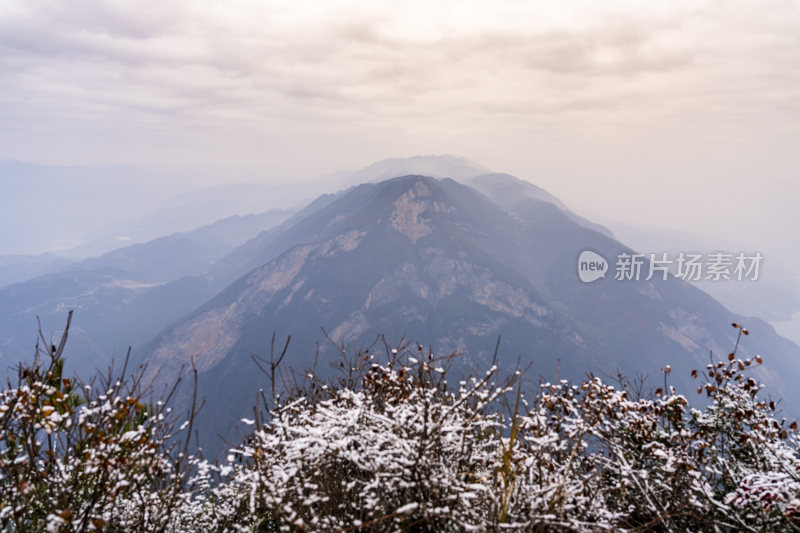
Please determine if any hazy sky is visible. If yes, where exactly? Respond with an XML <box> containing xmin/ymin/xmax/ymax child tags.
<box><xmin>1</xmin><ymin>0</ymin><xmax>798</xmax><ymax>257</ymax></box>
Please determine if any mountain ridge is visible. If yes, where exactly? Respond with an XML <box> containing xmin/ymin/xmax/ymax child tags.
<box><xmin>139</xmin><ymin>174</ymin><xmax>800</xmax><ymax>454</ymax></box>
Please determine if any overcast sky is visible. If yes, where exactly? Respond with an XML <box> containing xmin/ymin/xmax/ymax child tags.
<box><xmin>1</xmin><ymin>0</ymin><xmax>798</xmax><ymax>258</ymax></box>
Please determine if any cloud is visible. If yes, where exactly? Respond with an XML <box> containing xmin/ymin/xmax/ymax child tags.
<box><xmin>0</xmin><ymin>0</ymin><xmax>797</xmax><ymax>173</ymax></box>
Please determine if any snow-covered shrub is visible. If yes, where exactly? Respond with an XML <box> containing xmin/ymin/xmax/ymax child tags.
<box><xmin>222</xmin><ymin>353</ymin><xmax>507</xmax><ymax>532</ymax></box>
<box><xmin>483</xmin><ymin>379</ymin><xmax>620</xmax><ymax>531</ymax></box>
<box><xmin>0</xmin><ymin>312</ymin><xmax>204</xmax><ymax>532</ymax></box>
<box><xmin>583</xmin><ymin>323</ymin><xmax>800</xmax><ymax>532</ymax></box>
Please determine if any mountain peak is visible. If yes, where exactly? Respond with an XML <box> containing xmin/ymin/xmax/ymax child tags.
<box><xmin>341</xmin><ymin>155</ymin><xmax>488</xmax><ymax>186</ymax></box>
<box><xmin>382</xmin><ymin>173</ymin><xmax>438</xmax><ymax>188</ymax></box>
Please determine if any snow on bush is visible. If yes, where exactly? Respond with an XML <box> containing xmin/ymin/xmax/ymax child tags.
<box><xmin>1</xmin><ymin>319</ymin><xmax>798</xmax><ymax>531</ymax></box>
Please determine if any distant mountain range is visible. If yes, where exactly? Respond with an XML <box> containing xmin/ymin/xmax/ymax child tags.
<box><xmin>0</xmin><ymin>161</ymin><xmax>175</xmax><ymax>254</ymax></box>
<box><xmin>0</xmin><ymin>160</ymin><xmax>309</xmax><ymax>257</ymax></box>
<box><xmin>0</xmin><ymin>253</ymin><xmax>74</xmax><ymax>287</ymax></box>
<box><xmin>0</xmin><ymin>209</ymin><xmax>293</xmax><ymax>377</ymax></box>
<box><xmin>600</xmin><ymin>217</ymin><xmax>800</xmax><ymax>326</ymax></box>
<box><xmin>2</xmin><ymin>156</ymin><xmax>798</xmax><ymax>458</ymax></box>
<box><xmin>340</xmin><ymin>154</ymin><xmax>489</xmax><ymax>184</ymax></box>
